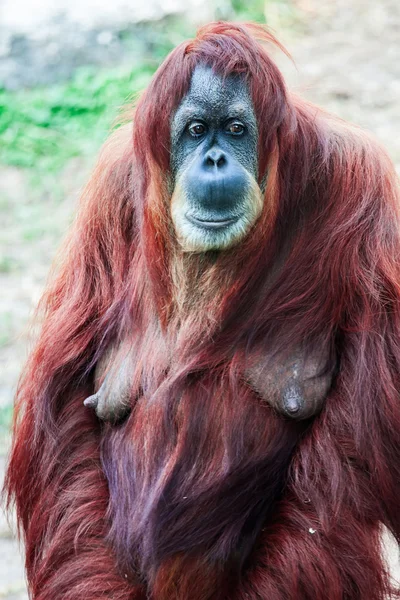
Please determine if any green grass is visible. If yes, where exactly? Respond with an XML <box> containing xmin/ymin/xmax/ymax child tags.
<box><xmin>0</xmin><ymin>404</ymin><xmax>13</xmax><ymax>452</ymax></box>
<box><xmin>0</xmin><ymin>64</ymin><xmax>155</xmax><ymax>177</ymax></box>
<box><xmin>230</xmin><ymin>0</ymin><xmax>268</xmax><ymax>21</ymax></box>
<box><xmin>0</xmin><ymin>255</ymin><xmax>20</xmax><ymax>273</ymax></box>
<box><xmin>0</xmin><ymin>403</ymin><xmax>13</xmax><ymax>433</ymax></box>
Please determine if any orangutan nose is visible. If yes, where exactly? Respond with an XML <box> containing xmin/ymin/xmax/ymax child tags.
<box><xmin>203</xmin><ymin>148</ymin><xmax>227</xmax><ymax>169</ymax></box>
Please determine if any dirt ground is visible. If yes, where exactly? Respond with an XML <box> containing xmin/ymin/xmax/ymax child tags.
<box><xmin>1</xmin><ymin>0</ymin><xmax>399</xmax><ymax>596</ymax></box>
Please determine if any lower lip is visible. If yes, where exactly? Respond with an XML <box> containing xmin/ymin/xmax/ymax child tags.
<box><xmin>186</xmin><ymin>214</ymin><xmax>239</xmax><ymax>230</ymax></box>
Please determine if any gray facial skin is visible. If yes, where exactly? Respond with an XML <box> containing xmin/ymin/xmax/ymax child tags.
<box><xmin>170</xmin><ymin>66</ymin><xmax>263</xmax><ymax>253</ymax></box>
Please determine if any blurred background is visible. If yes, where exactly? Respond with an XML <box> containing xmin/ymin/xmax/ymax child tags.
<box><xmin>0</xmin><ymin>0</ymin><xmax>399</xmax><ymax>597</ymax></box>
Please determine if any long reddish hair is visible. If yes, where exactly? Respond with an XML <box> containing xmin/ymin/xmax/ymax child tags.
<box><xmin>5</xmin><ymin>22</ymin><xmax>400</xmax><ymax>599</ymax></box>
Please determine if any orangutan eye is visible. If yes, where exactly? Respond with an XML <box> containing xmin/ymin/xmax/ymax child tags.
<box><xmin>188</xmin><ymin>122</ymin><xmax>207</xmax><ymax>137</ymax></box>
<box><xmin>226</xmin><ymin>121</ymin><xmax>245</xmax><ymax>135</ymax></box>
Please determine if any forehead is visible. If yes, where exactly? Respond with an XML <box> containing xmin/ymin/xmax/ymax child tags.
<box><xmin>173</xmin><ymin>65</ymin><xmax>255</xmax><ymax>122</ymax></box>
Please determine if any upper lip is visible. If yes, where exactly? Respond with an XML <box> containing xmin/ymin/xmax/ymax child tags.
<box><xmin>186</xmin><ymin>213</ymin><xmax>239</xmax><ymax>229</ymax></box>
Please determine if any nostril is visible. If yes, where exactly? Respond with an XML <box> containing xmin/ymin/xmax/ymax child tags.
<box><xmin>206</xmin><ymin>156</ymin><xmax>215</xmax><ymax>167</ymax></box>
<box><xmin>216</xmin><ymin>156</ymin><xmax>225</xmax><ymax>168</ymax></box>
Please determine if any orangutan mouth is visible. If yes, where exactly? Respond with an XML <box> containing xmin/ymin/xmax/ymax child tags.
<box><xmin>186</xmin><ymin>213</ymin><xmax>239</xmax><ymax>229</ymax></box>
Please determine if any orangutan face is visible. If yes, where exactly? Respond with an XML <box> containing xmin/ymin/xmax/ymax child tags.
<box><xmin>170</xmin><ymin>65</ymin><xmax>262</xmax><ymax>253</ymax></box>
